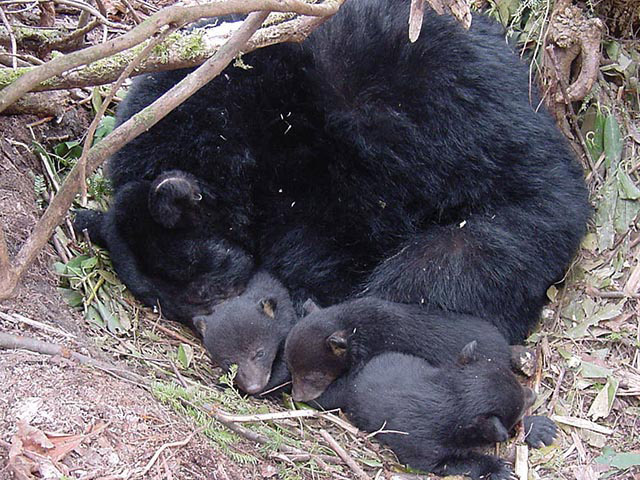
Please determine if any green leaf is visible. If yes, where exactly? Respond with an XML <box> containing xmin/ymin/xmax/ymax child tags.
<box><xmin>98</xmin><ymin>269</ymin><xmax>120</xmax><ymax>285</ymax></box>
<box><xmin>614</xmin><ymin>197</ymin><xmax>640</xmax><ymax>234</ymax></box>
<box><xmin>58</xmin><ymin>288</ymin><xmax>84</xmax><ymax>307</ymax></box>
<box><xmin>566</xmin><ymin>301</ymin><xmax>625</xmax><ymax>339</ymax></box>
<box><xmin>94</xmin><ymin>116</ymin><xmax>116</xmax><ymax>144</ymax></box>
<box><xmin>594</xmin><ymin>181</ymin><xmax>617</xmax><ymax>251</ymax></box>
<box><xmin>177</xmin><ymin>343</ymin><xmax>194</xmax><ymax>369</ymax></box>
<box><xmin>617</xmin><ymin>170</ymin><xmax>640</xmax><ymax>200</ymax></box>
<box><xmin>596</xmin><ymin>449</ymin><xmax>640</xmax><ymax>470</ymax></box>
<box><xmin>81</xmin><ymin>256</ymin><xmax>98</xmax><ymax>270</ymax></box>
<box><xmin>546</xmin><ymin>285</ymin><xmax>558</xmax><ymax>301</ymax></box>
<box><xmin>584</xmin><ymin>109</ymin><xmax>605</xmax><ymax>163</ymax></box>
<box><xmin>610</xmin><ymin>452</ymin><xmax>640</xmax><ymax>469</ymax></box>
<box><xmin>91</xmin><ymin>87</ymin><xmax>103</xmax><ymax>114</ymax></box>
<box><xmin>604</xmin><ymin>115</ymin><xmax>623</xmax><ymax>171</ymax></box>
<box><xmin>95</xmin><ymin>299</ymin><xmax>124</xmax><ymax>335</ymax></box>
<box><xmin>85</xmin><ymin>305</ymin><xmax>105</xmax><ymax>328</ymax></box>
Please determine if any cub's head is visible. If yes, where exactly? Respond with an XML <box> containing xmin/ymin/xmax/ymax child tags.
<box><xmin>194</xmin><ymin>272</ymin><xmax>297</xmax><ymax>395</ymax></box>
<box><xmin>284</xmin><ymin>300</ymin><xmax>353</xmax><ymax>402</ymax></box>
<box><xmin>451</xmin><ymin>341</ymin><xmax>537</xmax><ymax>447</ymax></box>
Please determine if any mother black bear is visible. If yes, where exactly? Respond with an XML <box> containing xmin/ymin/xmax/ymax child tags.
<box><xmin>77</xmin><ymin>0</ymin><xmax>589</xmax><ymax>344</ymax></box>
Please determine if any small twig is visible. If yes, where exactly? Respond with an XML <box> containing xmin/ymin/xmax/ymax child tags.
<box><xmin>0</xmin><ymin>5</ymin><xmax>17</xmax><ymax>69</ymax></box>
<box><xmin>215</xmin><ymin>408</ymin><xmax>338</xmax><ymax>423</ymax></box>
<box><xmin>49</xmin><ymin>18</ymin><xmax>101</xmax><ymax>51</ymax></box>
<box><xmin>514</xmin><ymin>444</ymin><xmax>529</xmax><ymax>480</ymax></box>
<box><xmin>53</xmin><ymin>0</ymin><xmax>122</xmax><ymax>29</ymax></box>
<box><xmin>319</xmin><ymin>429</ymin><xmax>371</xmax><ymax>480</ymax></box>
<box><xmin>169</xmin><ymin>360</ymin><xmax>188</xmax><ymax>388</ymax></box>
<box><xmin>587</xmin><ymin>287</ymin><xmax>640</xmax><ymax>299</ymax></box>
<box><xmin>258</xmin><ymin>379</ymin><xmax>292</xmax><ymax>396</ymax></box>
<box><xmin>0</xmin><ymin>225</ymin><xmax>10</xmax><ymax>281</ymax></box>
<box><xmin>0</xmin><ymin>311</ymin><xmax>76</xmax><ymax>338</ymax></box>
<box><xmin>121</xmin><ymin>0</ymin><xmax>141</xmax><ymax>24</ymax></box>
<box><xmin>134</xmin><ymin>429</ymin><xmax>200</xmax><ymax>478</ymax></box>
<box><xmin>185</xmin><ymin>399</ymin><xmax>343</xmax><ymax>465</ymax></box>
<box><xmin>547</xmin><ymin>367</ymin><xmax>566</xmax><ymax>413</ymax></box>
<box><xmin>152</xmin><ymin>322</ymin><xmax>200</xmax><ymax>348</ymax></box>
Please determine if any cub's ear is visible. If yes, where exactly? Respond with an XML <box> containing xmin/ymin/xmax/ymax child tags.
<box><xmin>326</xmin><ymin>330</ymin><xmax>348</xmax><ymax>357</ymax></box>
<box><xmin>259</xmin><ymin>298</ymin><xmax>277</xmax><ymax>318</ymax></box>
<box><xmin>302</xmin><ymin>298</ymin><xmax>320</xmax><ymax>315</ymax></box>
<box><xmin>193</xmin><ymin>316</ymin><xmax>208</xmax><ymax>337</ymax></box>
<box><xmin>458</xmin><ymin>340</ymin><xmax>478</xmax><ymax>365</ymax></box>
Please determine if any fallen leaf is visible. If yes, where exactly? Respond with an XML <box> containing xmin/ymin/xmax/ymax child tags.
<box><xmin>552</xmin><ymin>415</ymin><xmax>614</xmax><ymax>434</ymax></box>
<box><xmin>7</xmin><ymin>420</ymin><xmax>108</xmax><ymax>480</ymax></box>
<box><xmin>588</xmin><ymin>377</ymin><xmax>619</xmax><ymax>420</ymax></box>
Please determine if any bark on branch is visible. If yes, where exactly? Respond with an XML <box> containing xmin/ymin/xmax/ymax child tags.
<box><xmin>0</xmin><ymin>14</ymin><xmax>332</xmax><ymax>91</ymax></box>
<box><xmin>0</xmin><ymin>0</ymin><xmax>342</xmax><ymax>113</ymax></box>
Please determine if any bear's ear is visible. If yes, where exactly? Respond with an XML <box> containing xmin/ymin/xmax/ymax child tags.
<box><xmin>326</xmin><ymin>330</ymin><xmax>348</xmax><ymax>357</ymax></box>
<box><xmin>302</xmin><ymin>298</ymin><xmax>320</xmax><ymax>315</ymax></box>
<box><xmin>193</xmin><ymin>316</ymin><xmax>208</xmax><ymax>337</ymax></box>
<box><xmin>458</xmin><ymin>341</ymin><xmax>478</xmax><ymax>365</ymax></box>
<box><xmin>480</xmin><ymin>416</ymin><xmax>510</xmax><ymax>443</ymax></box>
<box><xmin>149</xmin><ymin>172</ymin><xmax>201</xmax><ymax>229</ymax></box>
<box><xmin>259</xmin><ymin>298</ymin><xmax>277</xmax><ymax>318</ymax></box>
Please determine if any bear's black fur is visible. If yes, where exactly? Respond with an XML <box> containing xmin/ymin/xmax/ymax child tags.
<box><xmin>82</xmin><ymin>0</ymin><xmax>589</xmax><ymax>342</ymax></box>
<box><xmin>284</xmin><ymin>297</ymin><xmax>512</xmax><ymax>401</ymax></box>
<box><xmin>192</xmin><ymin>270</ymin><xmax>296</xmax><ymax>394</ymax></box>
<box><xmin>74</xmin><ymin>171</ymin><xmax>254</xmax><ymax>324</ymax></box>
<box><xmin>314</xmin><ymin>346</ymin><xmax>538</xmax><ymax>479</ymax></box>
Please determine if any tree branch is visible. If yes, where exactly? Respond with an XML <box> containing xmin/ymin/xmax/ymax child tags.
<box><xmin>0</xmin><ymin>0</ymin><xmax>341</xmax><ymax>113</ymax></box>
<box><xmin>0</xmin><ymin>14</ymin><xmax>330</xmax><ymax>91</ymax></box>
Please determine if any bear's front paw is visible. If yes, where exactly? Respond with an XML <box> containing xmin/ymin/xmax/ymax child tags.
<box><xmin>523</xmin><ymin>415</ymin><xmax>557</xmax><ymax>448</ymax></box>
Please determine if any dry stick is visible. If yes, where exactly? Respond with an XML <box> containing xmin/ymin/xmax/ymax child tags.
<box><xmin>0</xmin><ymin>0</ymin><xmax>341</xmax><ymax>113</ymax></box>
<box><xmin>197</xmin><ymin>404</ymin><xmax>343</xmax><ymax>465</ymax></box>
<box><xmin>0</xmin><ymin>331</ymin><xmax>147</xmax><ymax>384</ymax></box>
<box><xmin>215</xmin><ymin>408</ymin><xmax>338</xmax><ymax>423</ymax></box>
<box><xmin>52</xmin><ymin>0</ymin><xmax>122</xmax><ymax>29</ymax></box>
<box><xmin>49</xmin><ymin>18</ymin><xmax>101</xmax><ymax>51</ymax></box>
<box><xmin>152</xmin><ymin>322</ymin><xmax>200</xmax><ymax>348</ymax></box>
<box><xmin>0</xmin><ymin>225</ymin><xmax>9</xmax><ymax>279</ymax></box>
<box><xmin>77</xmin><ymin>24</ymin><xmax>178</xmax><ymax>205</ymax></box>
<box><xmin>0</xmin><ymin>5</ymin><xmax>17</xmax><ymax>69</ymax></box>
<box><xmin>121</xmin><ymin>0</ymin><xmax>142</xmax><ymax>24</ymax></box>
<box><xmin>135</xmin><ymin>430</ymin><xmax>200</xmax><ymax>478</ymax></box>
<box><xmin>0</xmin><ymin>10</ymin><xmax>269</xmax><ymax>299</ymax></box>
<box><xmin>319</xmin><ymin>429</ymin><xmax>371</xmax><ymax>480</ymax></box>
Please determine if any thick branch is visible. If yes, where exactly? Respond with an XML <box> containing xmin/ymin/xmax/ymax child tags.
<box><xmin>0</xmin><ymin>15</ymin><xmax>329</xmax><ymax>91</ymax></box>
<box><xmin>0</xmin><ymin>0</ymin><xmax>341</xmax><ymax>113</ymax></box>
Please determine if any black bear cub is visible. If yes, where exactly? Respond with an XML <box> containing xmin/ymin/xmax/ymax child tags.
<box><xmin>284</xmin><ymin>297</ymin><xmax>512</xmax><ymax>401</ymax></box>
<box><xmin>74</xmin><ymin>170</ymin><xmax>254</xmax><ymax>324</ymax></box>
<box><xmin>314</xmin><ymin>344</ymin><xmax>544</xmax><ymax>480</ymax></box>
<box><xmin>193</xmin><ymin>271</ymin><xmax>296</xmax><ymax>395</ymax></box>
